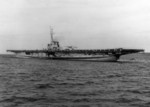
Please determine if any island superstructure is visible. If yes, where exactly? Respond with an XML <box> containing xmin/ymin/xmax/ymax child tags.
<box><xmin>7</xmin><ymin>28</ymin><xmax>144</xmax><ymax>62</ymax></box>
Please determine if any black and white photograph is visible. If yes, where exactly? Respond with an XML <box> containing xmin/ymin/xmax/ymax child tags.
<box><xmin>0</xmin><ymin>0</ymin><xmax>149</xmax><ymax>107</ymax></box>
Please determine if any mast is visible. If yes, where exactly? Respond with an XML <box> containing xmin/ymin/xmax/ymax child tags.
<box><xmin>50</xmin><ymin>27</ymin><xmax>54</xmax><ymax>43</ymax></box>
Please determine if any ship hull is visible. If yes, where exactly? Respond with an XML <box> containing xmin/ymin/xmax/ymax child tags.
<box><xmin>15</xmin><ymin>54</ymin><xmax>118</xmax><ymax>62</ymax></box>
<box><xmin>49</xmin><ymin>55</ymin><xmax>118</xmax><ymax>62</ymax></box>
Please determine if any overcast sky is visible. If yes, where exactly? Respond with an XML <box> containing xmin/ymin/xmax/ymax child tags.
<box><xmin>1</xmin><ymin>0</ymin><xmax>150</xmax><ymax>53</ymax></box>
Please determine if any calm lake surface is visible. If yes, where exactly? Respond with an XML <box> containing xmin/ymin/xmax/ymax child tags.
<box><xmin>0</xmin><ymin>53</ymin><xmax>150</xmax><ymax>107</ymax></box>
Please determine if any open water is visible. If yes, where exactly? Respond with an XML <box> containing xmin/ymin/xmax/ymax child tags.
<box><xmin>0</xmin><ymin>53</ymin><xmax>150</xmax><ymax>107</ymax></box>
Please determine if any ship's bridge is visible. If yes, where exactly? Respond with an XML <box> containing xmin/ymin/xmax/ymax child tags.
<box><xmin>48</xmin><ymin>40</ymin><xmax>60</xmax><ymax>50</ymax></box>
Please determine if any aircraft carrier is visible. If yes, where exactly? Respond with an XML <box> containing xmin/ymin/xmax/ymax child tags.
<box><xmin>7</xmin><ymin>28</ymin><xmax>144</xmax><ymax>62</ymax></box>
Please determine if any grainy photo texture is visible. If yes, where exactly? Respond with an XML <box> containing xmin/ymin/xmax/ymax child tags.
<box><xmin>0</xmin><ymin>0</ymin><xmax>149</xmax><ymax>107</ymax></box>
